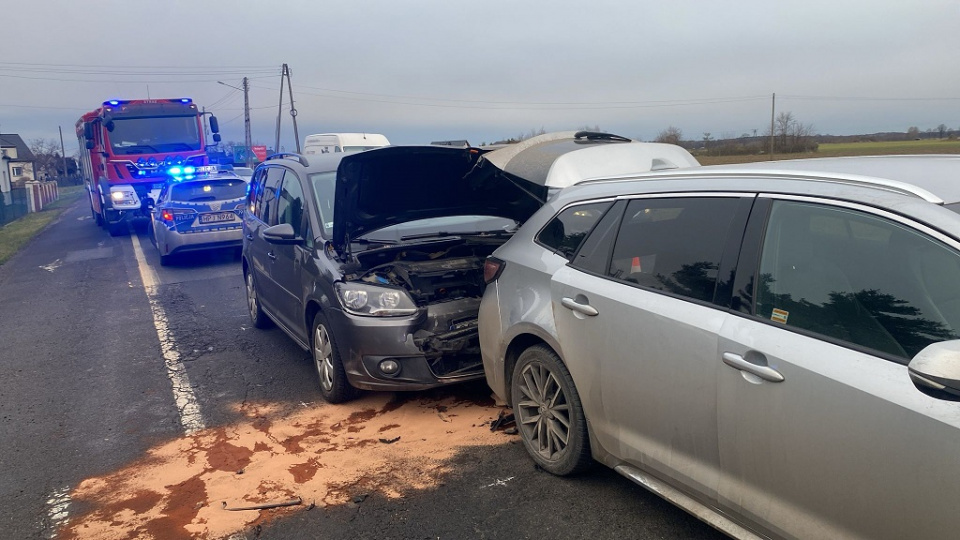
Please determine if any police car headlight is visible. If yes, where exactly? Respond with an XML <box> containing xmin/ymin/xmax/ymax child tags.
<box><xmin>334</xmin><ymin>282</ymin><xmax>417</xmax><ymax>316</ymax></box>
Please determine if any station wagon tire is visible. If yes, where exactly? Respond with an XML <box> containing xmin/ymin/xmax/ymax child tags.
<box><xmin>245</xmin><ymin>271</ymin><xmax>272</xmax><ymax>329</ymax></box>
<box><xmin>158</xmin><ymin>253</ymin><xmax>171</xmax><ymax>266</ymax></box>
<box><xmin>511</xmin><ymin>345</ymin><xmax>592</xmax><ymax>476</ymax></box>
<box><xmin>312</xmin><ymin>312</ymin><xmax>356</xmax><ymax>404</ymax></box>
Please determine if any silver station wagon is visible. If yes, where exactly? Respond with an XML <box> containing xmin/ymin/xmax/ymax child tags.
<box><xmin>479</xmin><ymin>155</ymin><xmax>960</xmax><ymax>539</ymax></box>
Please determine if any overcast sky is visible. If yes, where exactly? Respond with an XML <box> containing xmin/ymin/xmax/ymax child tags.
<box><xmin>2</xmin><ymin>0</ymin><xmax>959</xmax><ymax>156</ymax></box>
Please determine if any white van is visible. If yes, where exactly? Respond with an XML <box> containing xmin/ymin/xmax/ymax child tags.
<box><xmin>302</xmin><ymin>133</ymin><xmax>390</xmax><ymax>155</ymax></box>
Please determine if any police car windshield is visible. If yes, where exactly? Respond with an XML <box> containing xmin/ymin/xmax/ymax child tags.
<box><xmin>170</xmin><ymin>179</ymin><xmax>247</xmax><ymax>202</ymax></box>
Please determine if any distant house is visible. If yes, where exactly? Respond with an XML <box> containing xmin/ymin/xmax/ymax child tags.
<box><xmin>0</xmin><ymin>134</ymin><xmax>37</xmax><ymax>196</ymax></box>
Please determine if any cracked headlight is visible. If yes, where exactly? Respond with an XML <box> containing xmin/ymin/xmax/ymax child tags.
<box><xmin>335</xmin><ymin>282</ymin><xmax>417</xmax><ymax>317</ymax></box>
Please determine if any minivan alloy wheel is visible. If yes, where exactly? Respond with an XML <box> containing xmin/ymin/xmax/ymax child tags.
<box><xmin>314</xmin><ymin>324</ymin><xmax>335</xmax><ymax>392</ymax></box>
<box><xmin>310</xmin><ymin>312</ymin><xmax>355</xmax><ymax>404</ymax></box>
<box><xmin>245</xmin><ymin>271</ymin><xmax>271</xmax><ymax>328</ymax></box>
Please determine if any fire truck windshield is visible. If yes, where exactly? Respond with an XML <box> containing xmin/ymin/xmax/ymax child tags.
<box><xmin>106</xmin><ymin>116</ymin><xmax>202</xmax><ymax>155</ymax></box>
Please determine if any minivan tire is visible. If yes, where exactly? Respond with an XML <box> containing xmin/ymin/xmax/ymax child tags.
<box><xmin>245</xmin><ymin>271</ymin><xmax>272</xmax><ymax>329</ymax></box>
<box><xmin>511</xmin><ymin>345</ymin><xmax>592</xmax><ymax>475</ymax></box>
<box><xmin>312</xmin><ymin>311</ymin><xmax>356</xmax><ymax>404</ymax></box>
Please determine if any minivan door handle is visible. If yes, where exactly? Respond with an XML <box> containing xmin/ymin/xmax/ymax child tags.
<box><xmin>561</xmin><ymin>297</ymin><xmax>599</xmax><ymax>317</ymax></box>
<box><xmin>267</xmin><ymin>251</ymin><xmax>277</xmax><ymax>261</ymax></box>
<box><xmin>722</xmin><ymin>352</ymin><xmax>784</xmax><ymax>382</ymax></box>
<box><xmin>245</xmin><ymin>233</ymin><xmax>253</xmax><ymax>240</ymax></box>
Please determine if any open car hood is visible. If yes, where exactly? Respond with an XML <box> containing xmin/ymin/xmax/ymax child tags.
<box><xmin>333</xmin><ymin>146</ymin><xmax>546</xmax><ymax>251</ymax></box>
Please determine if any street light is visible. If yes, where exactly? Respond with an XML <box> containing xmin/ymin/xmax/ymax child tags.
<box><xmin>217</xmin><ymin>79</ymin><xmax>253</xmax><ymax>167</ymax></box>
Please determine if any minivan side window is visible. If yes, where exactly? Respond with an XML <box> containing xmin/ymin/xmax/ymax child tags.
<box><xmin>606</xmin><ymin>197</ymin><xmax>741</xmax><ymax>303</ymax></box>
<box><xmin>260</xmin><ymin>167</ymin><xmax>285</xmax><ymax>226</ymax></box>
<box><xmin>536</xmin><ymin>201</ymin><xmax>612</xmax><ymax>260</ymax></box>
<box><xmin>756</xmin><ymin>201</ymin><xmax>960</xmax><ymax>360</ymax></box>
<box><xmin>247</xmin><ymin>169</ymin><xmax>265</xmax><ymax>215</ymax></box>
<box><xmin>276</xmin><ymin>173</ymin><xmax>306</xmax><ymax>236</ymax></box>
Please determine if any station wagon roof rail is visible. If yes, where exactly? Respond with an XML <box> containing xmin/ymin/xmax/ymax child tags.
<box><xmin>264</xmin><ymin>152</ymin><xmax>310</xmax><ymax>167</ymax></box>
<box><xmin>577</xmin><ymin>169</ymin><xmax>945</xmax><ymax>205</ymax></box>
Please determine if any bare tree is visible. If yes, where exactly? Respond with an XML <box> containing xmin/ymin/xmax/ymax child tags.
<box><xmin>767</xmin><ymin>112</ymin><xmax>816</xmax><ymax>153</ymax></box>
<box><xmin>29</xmin><ymin>138</ymin><xmax>63</xmax><ymax>180</ymax></box>
<box><xmin>938</xmin><ymin>124</ymin><xmax>948</xmax><ymax>139</ymax></box>
<box><xmin>907</xmin><ymin>126</ymin><xmax>921</xmax><ymax>139</ymax></box>
<box><xmin>655</xmin><ymin>126</ymin><xmax>683</xmax><ymax>145</ymax></box>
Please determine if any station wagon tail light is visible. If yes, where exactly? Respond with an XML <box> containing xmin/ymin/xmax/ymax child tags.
<box><xmin>483</xmin><ymin>257</ymin><xmax>505</xmax><ymax>284</ymax></box>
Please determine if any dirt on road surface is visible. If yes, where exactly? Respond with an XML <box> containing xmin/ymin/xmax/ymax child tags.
<box><xmin>59</xmin><ymin>392</ymin><xmax>512</xmax><ymax>540</ymax></box>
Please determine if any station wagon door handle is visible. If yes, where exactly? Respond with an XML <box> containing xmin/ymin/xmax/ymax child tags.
<box><xmin>722</xmin><ymin>352</ymin><xmax>784</xmax><ymax>382</ymax></box>
<box><xmin>267</xmin><ymin>251</ymin><xmax>276</xmax><ymax>260</ymax></box>
<box><xmin>561</xmin><ymin>297</ymin><xmax>599</xmax><ymax>317</ymax></box>
<box><xmin>245</xmin><ymin>233</ymin><xmax>253</xmax><ymax>240</ymax></box>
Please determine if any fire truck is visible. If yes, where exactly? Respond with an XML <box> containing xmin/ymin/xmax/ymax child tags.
<box><xmin>76</xmin><ymin>98</ymin><xmax>220</xmax><ymax>236</ymax></box>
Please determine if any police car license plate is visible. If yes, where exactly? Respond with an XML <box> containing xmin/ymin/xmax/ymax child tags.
<box><xmin>200</xmin><ymin>212</ymin><xmax>234</xmax><ymax>224</ymax></box>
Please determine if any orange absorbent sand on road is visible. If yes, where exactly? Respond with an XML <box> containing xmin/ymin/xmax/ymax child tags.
<box><xmin>59</xmin><ymin>393</ymin><xmax>510</xmax><ymax>540</ymax></box>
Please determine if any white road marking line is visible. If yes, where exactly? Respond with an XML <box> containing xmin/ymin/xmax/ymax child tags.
<box><xmin>131</xmin><ymin>233</ymin><xmax>205</xmax><ymax>434</ymax></box>
<box><xmin>43</xmin><ymin>486</ymin><xmax>71</xmax><ymax>538</ymax></box>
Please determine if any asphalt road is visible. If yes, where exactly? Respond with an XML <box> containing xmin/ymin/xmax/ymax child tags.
<box><xmin>0</xmin><ymin>198</ymin><xmax>724</xmax><ymax>540</ymax></box>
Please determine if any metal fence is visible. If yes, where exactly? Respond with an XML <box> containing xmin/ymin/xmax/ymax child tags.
<box><xmin>0</xmin><ymin>188</ymin><xmax>29</xmax><ymax>227</ymax></box>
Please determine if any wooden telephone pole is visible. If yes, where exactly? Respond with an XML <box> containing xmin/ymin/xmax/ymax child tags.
<box><xmin>274</xmin><ymin>64</ymin><xmax>301</xmax><ymax>154</ymax></box>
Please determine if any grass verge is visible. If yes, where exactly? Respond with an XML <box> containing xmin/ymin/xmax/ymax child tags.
<box><xmin>0</xmin><ymin>186</ymin><xmax>85</xmax><ymax>267</ymax></box>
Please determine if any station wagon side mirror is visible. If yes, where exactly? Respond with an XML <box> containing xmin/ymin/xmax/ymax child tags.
<box><xmin>908</xmin><ymin>340</ymin><xmax>960</xmax><ymax>401</ymax></box>
<box><xmin>262</xmin><ymin>223</ymin><xmax>301</xmax><ymax>245</ymax></box>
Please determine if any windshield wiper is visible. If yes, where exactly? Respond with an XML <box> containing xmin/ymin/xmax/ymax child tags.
<box><xmin>353</xmin><ymin>237</ymin><xmax>400</xmax><ymax>245</ymax></box>
<box><xmin>400</xmin><ymin>229</ymin><xmax>514</xmax><ymax>241</ymax></box>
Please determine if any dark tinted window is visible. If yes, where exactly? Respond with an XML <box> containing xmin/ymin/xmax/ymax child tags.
<box><xmin>571</xmin><ymin>199</ymin><xmax>626</xmax><ymax>275</ymax></box>
<box><xmin>261</xmin><ymin>167</ymin><xmax>284</xmax><ymax>226</ymax></box>
<box><xmin>169</xmin><ymin>179</ymin><xmax>247</xmax><ymax>202</ymax></box>
<box><xmin>276</xmin><ymin>173</ymin><xmax>305</xmax><ymax>234</ymax></box>
<box><xmin>757</xmin><ymin>201</ymin><xmax>960</xmax><ymax>360</ymax></box>
<box><xmin>537</xmin><ymin>201</ymin><xmax>612</xmax><ymax>260</ymax></box>
<box><xmin>248</xmin><ymin>168</ymin><xmax>266</xmax><ymax>216</ymax></box>
<box><xmin>607</xmin><ymin>197</ymin><xmax>741</xmax><ymax>303</ymax></box>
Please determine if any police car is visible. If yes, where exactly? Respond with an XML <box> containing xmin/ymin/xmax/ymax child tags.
<box><xmin>149</xmin><ymin>166</ymin><xmax>247</xmax><ymax>265</ymax></box>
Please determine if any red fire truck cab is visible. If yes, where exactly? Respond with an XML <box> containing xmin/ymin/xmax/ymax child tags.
<box><xmin>76</xmin><ymin>98</ymin><xmax>220</xmax><ymax>236</ymax></box>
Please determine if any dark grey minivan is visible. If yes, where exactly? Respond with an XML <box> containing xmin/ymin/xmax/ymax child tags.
<box><xmin>241</xmin><ymin>146</ymin><xmax>541</xmax><ymax>403</ymax></box>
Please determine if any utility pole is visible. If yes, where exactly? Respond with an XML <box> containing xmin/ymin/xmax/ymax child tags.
<box><xmin>242</xmin><ymin>77</ymin><xmax>252</xmax><ymax>167</ymax></box>
<box><xmin>274</xmin><ymin>64</ymin><xmax>301</xmax><ymax>154</ymax></box>
<box><xmin>275</xmin><ymin>67</ymin><xmax>285</xmax><ymax>154</ymax></box>
<box><xmin>284</xmin><ymin>65</ymin><xmax>301</xmax><ymax>153</ymax></box>
<box><xmin>218</xmin><ymin>79</ymin><xmax>253</xmax><ymax>167</ymax></box>
<box><xmin>58</xmin><ymin>126</ymin><xmax>68</xmax><ymax>181</ymax></box>
<box><xmin>769</xmin><ymin>93</ymin><xmax>776</xmax><ymax>161</ymax></box>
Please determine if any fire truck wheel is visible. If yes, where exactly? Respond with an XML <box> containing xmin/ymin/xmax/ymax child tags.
<box><xmin>107</xmin><ymin>221</ymin><xmax>127</xmax><ymax>237</ymax></box>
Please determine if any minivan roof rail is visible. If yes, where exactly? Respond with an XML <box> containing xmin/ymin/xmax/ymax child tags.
<box><xmin>265</xmin><ymin>152</ymin><xmax>310</xmax><ymax>167</ymax></box>
<box><xmin>577</xmin><ymin>169</ymin><xmax>945</xmax><ymax>204</ymax></box>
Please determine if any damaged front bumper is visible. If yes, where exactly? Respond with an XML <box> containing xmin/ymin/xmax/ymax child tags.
<box><xmin>326</xmin><ymin>297</ymin><xmax>486</xmax><ymax>391</ymax></box>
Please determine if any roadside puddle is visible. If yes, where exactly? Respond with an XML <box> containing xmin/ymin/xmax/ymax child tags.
<box><xmin>59</xmin><ymin>393</ymin><xmax>511</xmax><ymax>539</ymax></box>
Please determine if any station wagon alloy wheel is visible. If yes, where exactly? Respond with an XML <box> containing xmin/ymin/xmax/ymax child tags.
<box><xmin>511</xmin><ymin>345</ymin><xmax>591</xmax><ymax>475</ymax></box>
